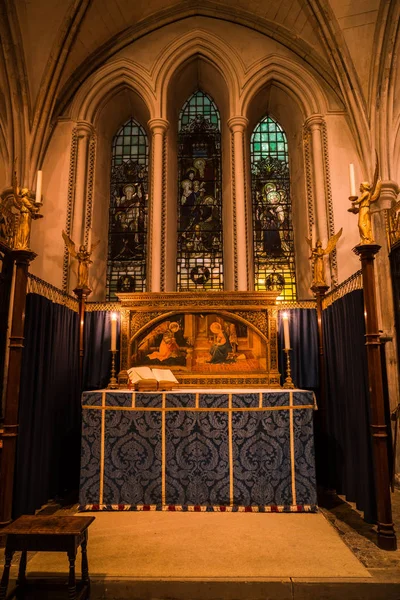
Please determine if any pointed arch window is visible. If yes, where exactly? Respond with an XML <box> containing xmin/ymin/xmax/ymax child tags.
<box><xmin>251</xmin><ymin>116</ymin><xmax>296</xmax><ymax>300</ymax></box>
<box><xmin>107</xmin><ymin>117</ymin><xmax>148</xmax><ymax>300</ymax></box>
<box><xmin>177</xmin><ymin>91</ymin><xmax>223</xmax><ymax>291</ymax></box>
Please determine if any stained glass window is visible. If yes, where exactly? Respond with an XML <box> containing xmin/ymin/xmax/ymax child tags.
<box><xmin>107</xmin><ymin>118</ymin><xmax>148</xmax><ymax>300</ymax></box>
<box><xmin>251</xmin><ymin>116</ymin><xmax>296</xmax><ymax>300</ymax></box>
<box><xmin>177</xmin><ymin>91</ymin><xmax>223</xmax><ymax>291</ymax></box>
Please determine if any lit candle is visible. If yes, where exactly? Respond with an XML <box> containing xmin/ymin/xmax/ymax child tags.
<box><xmin>349</xmin><ymin>163</ymin><xmax>356</xmax><ymax>197</ymax></box>
<box><xmin>111</xmin><ymin>313</ymin><xmax>117</xmax><ymax>351</ymax></box>
<box><xmin>35</xmin><ymin>170</ymin><xmax>42</xmax><ymax>204</ymax></box>
<box><xmin>282</xmin><ymin>312</ymin><xmax>290</xmax><ymax>350</ymax></box>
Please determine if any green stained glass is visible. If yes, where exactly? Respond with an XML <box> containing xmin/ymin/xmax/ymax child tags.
<box><xmin>250</xmin><ymin>115</ymin><xmax>296</xmax><ymax>301</ymax></box>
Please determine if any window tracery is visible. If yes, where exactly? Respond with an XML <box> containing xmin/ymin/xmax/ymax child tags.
<box><xmin>177</xmin><ymin>91</ymin><xmax>223</xmax><ymax>291</ymax></box>
<box><xmin>251</xmin><ymin>116</ymin><xmax>296</xmax><ymax>300</ymax></box>
<box><xmin>107</xmin><ymin>118</ymin><xmax>148</xmax><ymax>300</ymax></box>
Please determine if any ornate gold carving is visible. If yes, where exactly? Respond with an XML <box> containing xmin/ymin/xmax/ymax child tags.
<box><xmin>0</xmin><ymin>167</ymin><xmax>43</xmax><ymax>252</ymax></box>
<box><xmin>388</xmin><ymin>203</ymin><xmax>400</xmax><ymax>249</ymax></box>
<box><xmin>306</xmin><ymin>229</ymin><xmax>342</xmax><ymax>288</ymax></box>
<box><xmin>118</xmin><ymin>291</ymin><xmax>281</xmax><ymax>388</ymax></box>
<box><xmin>348</xmin><ymin>156</ymin><xmax>382</xmax><ymax>245</ymax></box>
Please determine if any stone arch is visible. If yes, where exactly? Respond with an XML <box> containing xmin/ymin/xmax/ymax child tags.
<box><xmin>69</xmin><ymin>60</ymin><xmax>156</xmax><ymax>124</ymax></box>
<box><xmin>158</xmin><ymin>36</ymin><xmax>236</xmax><ymax>290</ymax></box>
<box><xmin>153</xmin><ymin>31</ymin><xmax>241</xmax><ymax>118</ymax></box>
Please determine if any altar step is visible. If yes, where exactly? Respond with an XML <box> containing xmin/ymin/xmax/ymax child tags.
<box><xmin>88</xmin><ymin>575</ymin><xmax>400</xmax><ymax>600</ymax></box>
<box><xmin>4</xmin><ymin>511</ymin><xmax>400</xmax><ymax>600</ymax></box>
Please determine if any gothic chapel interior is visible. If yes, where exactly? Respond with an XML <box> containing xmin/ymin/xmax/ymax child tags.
<box><xmin>1</xmin><ymin>0</ymin><xmax>400</xmax><ymax>560</ymax></box>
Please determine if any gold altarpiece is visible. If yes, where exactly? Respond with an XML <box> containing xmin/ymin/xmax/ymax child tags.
<box><xmin>116</xmin><ymin>291</ymin><xmax>281</xmax><ymax>388</ymax></box>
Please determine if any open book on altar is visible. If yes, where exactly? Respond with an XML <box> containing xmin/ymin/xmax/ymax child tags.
<box><xmin>127</xmin><ymin>366</ymin><xmax>179</xmax><ymax>391</ymax></box>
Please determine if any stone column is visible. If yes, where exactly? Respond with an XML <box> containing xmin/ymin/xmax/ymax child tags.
<box><xmin>228</xmin><ymin>116</ymin><xmax>249</xmax><ymax>291</ymax></box>
<box><xmin>304</xmin><ymin>115</ymin><xmax>329</xmax><ymax>245</ymax></box>
<box><xmin>71</xmin><ymin>121</ymin><xmax>94</xmax><ymax>246</ymax></box>
<box><xmin>371</xmin><ymin>180</ymin><xmax>400</xmax><ymax>418</ymax></box>
<box><xmin>148</xmin><ymin>118</ymin><xmax>169</xmax><ymax>292</ymax></box>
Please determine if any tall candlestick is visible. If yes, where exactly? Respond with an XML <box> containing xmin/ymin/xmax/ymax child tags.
<box><xmin>282</xmin><ymin>312</ymin><xmax>290</xmax><ymax>350</ymax></box>
<box><xmin>87</xmin><ymin>227</ymin><xmax>92</xmax><ymax>251</ymax></box>
<box><xmin>35</xmin><ymin>170</ymin><xmax>42</xmax><ymax>204</ymax></box>
<box><xmin>349</xmin><ymin>163</ymin><xmax>356</xmax><ymax>197</ymax></box>
<box><xmin>111</xmin><ymin>313</ymin><xmax>117</xmax><ymax>351</ymax></box>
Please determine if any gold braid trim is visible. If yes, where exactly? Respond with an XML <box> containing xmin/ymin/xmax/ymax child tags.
<box><xmin>322</xmin><ymin>270</ymin><xmax>363</xmax><ymax>309</ymax></box>
<box><xmin>27</xmin><ymin>274</ymin><xmax>79</xmax><ymax>312</ymax></box>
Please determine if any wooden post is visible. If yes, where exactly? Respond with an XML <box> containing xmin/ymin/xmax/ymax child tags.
<box><xmin>353</xmin><ymin>243</ymin><xmax>397</xmax><ymax>550</ymax></box>
<box><xmin>311</xmin><ymin>284</ymin><xmax>329</xmax><ymax>486</ymax></box>
<box><xmin>0</xmin><ymin>250</ymin><xmax>36</xmax><ymax>526</ymax></box>
<box><xmin>0</xmin><ymin>253</ymin><xmax>14</xmax><ymax>417</ymax></box>
<box><xmin>73</xmin><ymin>287</ymin><xmax>91</xmax><ymax>390</ymax></box>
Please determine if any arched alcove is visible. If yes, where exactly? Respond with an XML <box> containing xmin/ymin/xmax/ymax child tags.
<box><xmin>245</xmin><ymin>81</ymin><xmax>312</xmax><ymax>298</ymax></box>
<box><xmin>91</xmin><ymin>87</ymin><xmax>151</xmax><ymax>299</ymax></box>
<box><xmin>165</xmin><ymin>55</ymin><xmax>233</xmax><ymax>290</ymax></box>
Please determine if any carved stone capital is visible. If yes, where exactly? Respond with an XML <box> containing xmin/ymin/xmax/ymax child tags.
<box><xmin>76</xmin><ymin>120</ymin><xmax>95</xmax><ymax>138</ymax></box>
<box><xmin>148</xmin><ymin>118</ymin><xmax>169</xmax><ymax>134</ymax></box>
<box><xmin>227</xmin><ymin>116</ymin><xmax>249</xmax><ymax>133</ymax></box>
<box><xmin>371</xmin><ymin>180</ymin><xmax>400</xmax><ymax>212</ymax></box>
<box><xmin>304</xmin><ymin>113</ymin><xmax>325</xmax><ymax>131</ymax></box>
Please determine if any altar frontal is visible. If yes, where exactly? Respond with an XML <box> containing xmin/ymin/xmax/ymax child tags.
<box><xmin>79</xmin><ymin>389</ymin><xmax>317</xmax><ymax>512</ymax></box>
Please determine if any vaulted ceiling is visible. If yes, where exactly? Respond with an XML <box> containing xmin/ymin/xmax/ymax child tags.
<box><xmin>0</xmin><ymin>0</ymin><xmax>399</xmax><ymax>183</ymax></box>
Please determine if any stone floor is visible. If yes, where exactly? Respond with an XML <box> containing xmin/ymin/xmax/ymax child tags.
<box><xmin>1</xmin><ymin>488</ymin><xmax>399</xmax><ymax>599</ymax></box>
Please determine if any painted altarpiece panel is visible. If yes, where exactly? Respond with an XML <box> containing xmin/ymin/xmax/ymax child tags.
<box><xmin>116</xmin><ymin>292</ymin><xmax>281</xmax><ymax>387</ymax></box>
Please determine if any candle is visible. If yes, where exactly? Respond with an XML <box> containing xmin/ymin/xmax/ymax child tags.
<box><xmin>349</xmin><ymin>163</ymin><xmax>356</xmax><ymax>197</ymax></box>
<box><xmin>282</xmin><ymin>312</ymin><xmax>290</xmax><ymax>350</ymax></box>
<box><xmin>111</xmin><ymin>313</ymin><xmax>117</xmax><ymax>351</ymax></box>
<box><xmin>35</xmin><ymin>170</ymin><xmax>42</xmax><ymax>204</ymax></box>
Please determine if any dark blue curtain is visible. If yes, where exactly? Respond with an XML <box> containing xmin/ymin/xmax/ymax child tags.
<box><xmin>322</xmin><ymin>289</ymin><xmax>376</xmax><ymax>522</ymax></box>
<box><xmin>14</xmin><ymin>294</ymin><xmax>80</xmax><ymax>516</ymax></box>
<box><xmin>278</xmin><ymin>308</ymin><xmax>318</xmax><ymax>390</ymax></box>
<box><xmin>82</xmin><ymin>310</ymin><xmax>120</xmax><ymax>391</ymax></box>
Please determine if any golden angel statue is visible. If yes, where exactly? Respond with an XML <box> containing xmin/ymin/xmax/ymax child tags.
<box><xmin>10</xmin><ymin>166</ymin><xmax>43</xmax><ymax>250</ymax></box>
<box><xmin>348</xmin><ymin>157</ymin><xmax>381</xmax><ymax>245</ymax></box>
<box><xmin>306</xmin><ymin>228</ymin><xmax>342</xmax><ymax>288</ymax></box>
<box><xmin>62</xmin><ymin>231</ymin><xmax>99</xmax><ymax>289</ymax></box>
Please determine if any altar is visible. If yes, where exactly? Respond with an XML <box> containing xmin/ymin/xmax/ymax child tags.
<box><xmin>79</xmin><ymin>389</ymin><xmax>317</xmax><ymax>512</ymax></box>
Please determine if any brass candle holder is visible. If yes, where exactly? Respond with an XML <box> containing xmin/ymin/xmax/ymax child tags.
<box><xmin>108</xmin><ymin>350</ymin><xmax>118</xmax><ymax>389</ymax></box>
<box><xmin>283</xmin><ymin>348</ymin><xmax>295</xmax><ymax>389</ymax></box>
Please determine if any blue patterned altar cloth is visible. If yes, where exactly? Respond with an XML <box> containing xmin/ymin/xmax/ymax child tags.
<box><xmin>79</xmin><ymin>389</ymin><xmax>317</xmax><ymax>512</ymax></box>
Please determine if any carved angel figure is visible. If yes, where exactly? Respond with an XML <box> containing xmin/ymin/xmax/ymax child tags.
<box><xmin>306</xmin><ymin>228</ymin><xmax>343</xmax><ymax>288</ymax></box>
<box><xmin>348</xmin><ymin>157</ymin><xmax>381</xmax><ymax>244</ymax></box>
<box><xmin>2</xmin><ymin>166</ymin><xmax>43</xmax><ymax>251</ymax></box>
<box><xmin>62</xmin><ymin>231</ymin><xmax>99</xmax><ymax>289</ymax></box>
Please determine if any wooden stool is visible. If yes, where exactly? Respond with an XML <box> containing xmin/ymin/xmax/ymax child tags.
<box><xmin>0</xmin><ymin>515</ymin><xmax>95</xmax><ymax>599</ymax></box>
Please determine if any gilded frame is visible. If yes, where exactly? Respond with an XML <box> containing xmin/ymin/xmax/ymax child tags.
<box><xmin>116</xmin><ymin>291</ymin><xmax>281</xmax><ymax>388</ymax></box>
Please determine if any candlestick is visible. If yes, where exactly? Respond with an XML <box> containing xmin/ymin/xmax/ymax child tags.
<box><xmin>282</xmin><ymin>312</ymin><xmax>290</xmax><ymax>350</ymax></box>
<box><xmin>283</xmin><ymin>349</ymin><xmax>295</xmax><ymax>389</ymax></box>
<box><xmin>107</xmin><ymin>350</ymin><xmax>118</xmax><ymax>389</ymax></box>
<box><xmin>35</xmin><ymin>170</ymin><xmax>42</xmax><ymax>204</ymax></box>
<box><xmin>111</xmin><ymin>313</ymin><xmax>117</xmax><ymax>351</ymax></box>
<box><xmin>349</xmin><ymin>163</ymin><xmax>356</xmax><ymax>197</ymax></box>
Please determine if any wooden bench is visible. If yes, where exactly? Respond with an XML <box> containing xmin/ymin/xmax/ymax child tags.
<box><xmin>0</xmin><ymin>515</ymin><xmax>95</xmax><ymax>599</ymax></box>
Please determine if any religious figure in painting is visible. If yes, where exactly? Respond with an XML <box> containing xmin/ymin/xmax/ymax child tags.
<box><xmin>62</xmin><ymin>231</ymin><xmax>100</xmax><ymax>289</ymax></box>
<box><xmin>306</xmin><ymin>228</ymin><xmax>342</xmax><ymax>288</ymax></box>
<box><xmin>348</xmin><ymin>157</ymin><xmax>381</xmax><ymax>245</ymax></box>
<box><xmin>147</xmin><ymin>322</ymin><xmax>181</xmax><ymax>361</ymax></box>
<box><xmin>208</xmin><ymin>321</ymin><xmax>232</xmax><ymax>364</ymax></box>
